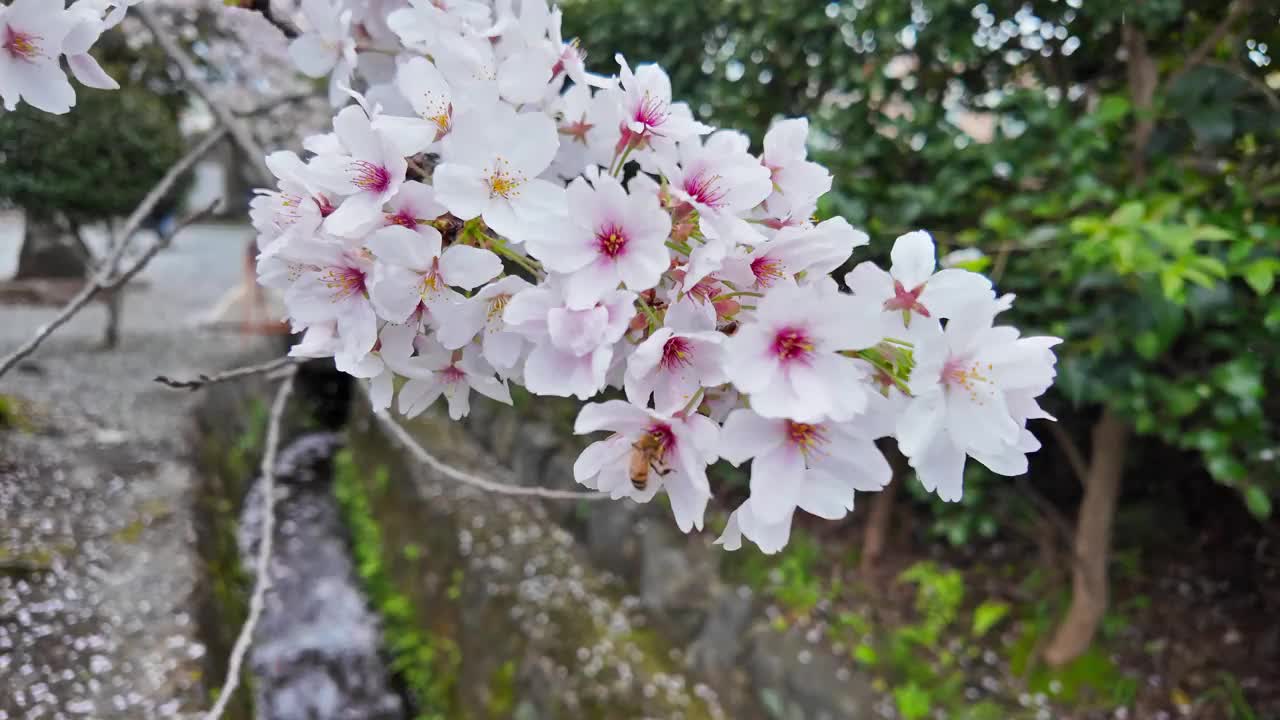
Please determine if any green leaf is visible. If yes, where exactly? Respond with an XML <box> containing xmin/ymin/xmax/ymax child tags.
<box><xmin>1135</xmin><ymin>332</ymin><xmax>1160</xmax><ymax>360</ymax></box>
<box><xmin>853</xmin><ymin>643</ymin><xmax>879</xmax><ymax>666</ymax></box>
<box><xmin>1110</xmin><ymin>201</ymin><xmax>1145</xmax><ymax>227</ymax></box>
<box><xmin>1244</xmin><ymin>486</ymin><xmax>1273</xmax><ymax>519</ymax></box>
<box><xmin>1093</xmin><ymin>95</ymin><xmax>1131</xmax><ymax>124</ymax></box>
<box><xmin>894</xmin><ymin>683</ymin><xmax>932</xmax><ymax>720</ymax></box>
<box><xmin>972</xmin><ymin>600</ymin><xmax>1012</xmax><ymax>638</ymax></box>
<box><xmin>1244</xmin><ymin>259</ymin><xmax>1276</xmax><ymax>296</ymax></box>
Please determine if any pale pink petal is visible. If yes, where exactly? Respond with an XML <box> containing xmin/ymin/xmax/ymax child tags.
<box><xmin>67</xmin><ymin>54</ymin><xmax>118</xmax><ymax>90</ymax></box>
<box><xmin>719</xmin><ymin>409</ymin><xmax>783</xmax><ymax>465</ymax></box>
<box><xmin>748</xmin><ymin>445</ymin><xmax>805</xmax><ymax>523</ymax></box>
<box><xmin>439</xmin><ymin>245</ymin><xmax>502</xmax><ymax>289</ymax></box>
<box><xmin>889</xmin><ymin>230</ymin><xmax>937</xmax><ymax>288</ymax></box>
<box><xmin>433</xmin><ymin>164</ymin><xmax>490</xmax><ymax>220</ymax></box>
<box><xmin>367</xmin><ymin>224</ymin><xmax>440</xmax><ymax>269</ymax></box>
<box><xmin>573</xmin><ymin>399</ymin><xmax>650</xmax><ymax>435</ymax></box>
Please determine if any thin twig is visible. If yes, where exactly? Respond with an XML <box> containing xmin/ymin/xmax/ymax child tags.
<box><xmin>1163</xmin><ymin>0</ymin><xmax>1254</xmax><ymax>92</ymax></box>
<box><xmin>234</xmin><ymin>92</ymin><xmax>318</xmax><ymax>118</ymax></box>
<box><xmin>155</xmin><ymin>355</ymin><xmax>300</xmax><ymax>391</ymax></box>
<box><xmin>203</xmin><ymin>366</ymin><xmax>296</xmax><ymax>720</ymax></box>
<box><xmin>1199</xmin><ymin>59</ymin><xmax>1280</xmax><ymax>109</ymax></box>
<box><xmin>0</xmin><ymin>131</ymin><xmax>226</xmax><ymax>381</ymax></box>
<box><xmin>102</xmin><ymin>199</ymin><xmax>222</xmax><ymax>293</ymax></box>
<box><xmin>365</xmin><ymin>387</ymin><xmax>606</xmax><ymax>501</ymax></box>
<box><xmin>137</xmin><ymin>6</ymin><xmax>273</xmax><ymax>185</ymax></box>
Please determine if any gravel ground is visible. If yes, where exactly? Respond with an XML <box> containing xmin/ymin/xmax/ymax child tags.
<box><xmin>1</xmin><ymin>221</ymin><xmax>281</xmax><ymax>720</ymax></box>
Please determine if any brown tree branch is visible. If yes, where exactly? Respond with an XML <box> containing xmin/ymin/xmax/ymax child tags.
<box><xmin>1164</xmin><ymin>0</ymin><xmax>1255</xmax><ymax>92</ymax></box>
<box><xmin>155</xmin><ymin>356</ymin><xmax>300</xmax><ymax>391</ymax></box>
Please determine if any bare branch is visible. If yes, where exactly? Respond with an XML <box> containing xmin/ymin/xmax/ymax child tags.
<box><xmin>235</xmin><ymin>92</ymin><xmax>319</xmax><ymax>118</ymax></box>
<box><xmin>203</xmin><ymin>366</ymin><xmax>296</xmax><ymax>720</ymax></box>
<box><xmin>155</xmin><ymin>356</ymin><xmax>300</xmax><ymax>391</ymax></box>
<box><xmin>0</xmin><ymin>127</ymin><xmax>228</xmax><ymax>380</ymax></box>
<box><xmin>137</xmin><ymin>6</ymin><xmax>273</xmax><ymax>185</ymax></box>
<box><xmin>364</xmin><ymin>386</ymin><xmax>607</xmax><ymax>501</ymax></box>
<box><xmin>1165</xmin><ymin>0</ymin><xmax>1255</xmax><ymax>91</ymax></box>
<box><xmin>1200</xmin><ymin>59</ymin><xmax>1280</xmax><ymax>110</ymax></box>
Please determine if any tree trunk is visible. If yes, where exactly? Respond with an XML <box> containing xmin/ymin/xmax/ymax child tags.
<box><xmin>100</xmin><ymin>289</ymin><xmax>122</xmax><ymax>349</ymax></box>
<box><xmin>860</xmin><ymin>444</ymin><xmax>905</xmax><ymax>577</ymax></box>
<box><xmin>15</xmin><ymin>216</ymin><xmax>88</xmax><ymax>280</ymax></box>
<box><xmin>1043</xmin><ymin>409</ymin><xmax>1130</xmax><ymax>666</ymax></box>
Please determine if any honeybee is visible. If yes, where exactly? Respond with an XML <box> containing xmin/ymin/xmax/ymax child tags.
<box><xmin>628</xmin><ymin>432</ymin><xmax>670</xmax><ymax>491</ymax></box>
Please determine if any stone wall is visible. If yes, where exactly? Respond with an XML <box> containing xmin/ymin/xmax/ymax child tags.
<box><xmin>385</xmin><ymin>394</ymin><xmax>881</xmax><ymax>720</ymax></box>
<box><xmin>345</xmin><ymin>401</ymin><xmax>728</xmax><ymax>720</ymax></box>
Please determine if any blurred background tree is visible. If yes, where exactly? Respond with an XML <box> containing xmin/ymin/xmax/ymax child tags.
<box><xmin>0</xmin><ymin>30</ymin><xmax>188</xmax><ymax>281</ymax></box>
<box><xmin>566</xmin><ymin>0</ymin><xmax>1279</xmax><ymax>669</ymax></box>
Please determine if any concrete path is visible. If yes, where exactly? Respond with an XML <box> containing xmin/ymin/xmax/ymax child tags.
<box><xmin>1</xmin><ymin>222</ymin><xmax>280</xmax><ymax>720</ymax></box>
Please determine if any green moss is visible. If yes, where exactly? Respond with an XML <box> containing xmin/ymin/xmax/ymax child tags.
<box><xmin>485</xmin><ymin>660</ymin><xmax>517</xmax><ymax>717</ymax></box>
<box><xmin>191</xmin><ymin>396</ymin><xmax>270</xmax><ymax>720</ymax></box>
<box><xmin>0</xmin><ymin>394</ymin><xmax>34</xmax><ymax>432</ymax></box>
<box><xmin>333</xmin><ymin>451</ymin><xmax>460</xmax><ymax>720</ymax></box>
<box><xmin>113</xmin><ymin>519</ymin><xmax>147</xmax><ymax>544</ymax></box>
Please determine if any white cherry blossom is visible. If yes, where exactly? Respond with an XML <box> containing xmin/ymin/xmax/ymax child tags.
<box><xmin>624</xmin><ymin>299</ymin><xmax>726</xmax><ymax>415</ymax></box>
<box><xmin>528</xmin><ymin>173</ymin><xmax>671</xmax><ymax>309</ymax></box>
<box><xmin>399</xmin><ymin>338</ymin><xmax>513</xmax><ymax>420</ymax></box>
<box><xmin>845</xmin><ymin>230</ymin><xmax>995</xmax><ymax>323</ymax></box>
<box><xmin>365</xmin><ymin>224</ymin><xmax>502</xmax><ymax>323</ymax></box>
<box><xmin>897</xmin><ymin>297</ymin><xmax>1061</xmax><ymax>501</ymax></box>
<box><xmin>0</xmin><ymin>0</ymin><xmax>76</xmax><ymax>113</ymax></box>
<box><xmin>573</xmin><ymin>400</ymin><xmax>719</xmax><ymax>533</ymax></box>
<box><xmin>434</xmin><ymin>102</ymin><xmax>565</xmax><ymax>244</ymax></box>
<box><xmin>503</xmin><ymin>281</ymin><xmax>635</xmax><ymax>399</ymax></box>
<box><xmin>436</xmin><ymin>275</ymin><xmax>533</xmax><ymax>375</ymax></box>
<box><xmin>724</xmin><ymin>282</ymin><xmax>882</xmax><ymax>423</ymax></box>
<box><xmin>310</xmin><ymin>105</ymin><xmax>412</xmax><ymax>236</ymax></box>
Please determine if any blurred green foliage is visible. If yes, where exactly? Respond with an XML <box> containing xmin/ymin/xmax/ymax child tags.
<box><xmin>565</xmin><ymin>0</ymin><xmax>1280</xmax><ymax>517</ymax></box>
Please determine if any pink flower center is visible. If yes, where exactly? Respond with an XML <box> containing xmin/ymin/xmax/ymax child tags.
<box><xmin>315</xmin><ymin>194</ymin><xmax>337</xmax><ymax>217</ymax></box>
<box><xmin>633</xmin><ymin>91</ymin><xmax>669</xmax><ymax>132</ymax></box>
<box><xmin>660</xmin><ymin>336</ymin><xmax>693</xmax><ymax>371</ymax></box>
<box><xmin>594</xmin><ymin>223</ymin><xmax>629</xmax><ymax>259</ymax></box>
<box><xmin>682</xmin><ymin>171</ymin><xmax>728</xmax><ymax>209</ymax></box>
<box><xmin>685</xmin><ymin>277</ymin><xmax>721</xmax><ymax>304</ymax></box>
<box><xmin>942</xmin><ymin>355</ymin><xmax>992</xmax><ymax>399</ymax></box>
<box><xmin>551</xmin><ymin>41</ymin><xmax>584</xmax><ymax>78</ymax></box>
<box><xmin>350</xmin><ymin>161</ymin><xmax>392</xmax><ymax>194</ymax></box>
<box><xmin>750</xmin><ymin>256</ymin><xmax>785</xmax><ymax>287</ymax></box>
<box><xmin>321</xmin><ymin>265</ymin><xmax>368</xmax><ymax>300</ymax></box>
<box><xmin>441</xmin><ymin>364</ymin><xmax>466</xmax><ymax>384</ymax></box>
<box><xmin>3</xmin><ymin>25</ymin><xmax>41</xmax><ymax>62</ymax></box>
<box><xmin>386</xmin><ymin>210</ymin><xmax>418</xmax><ymax>229</ymax></box>
<box><xmin>645</xmin><ymin>423</ymin><xmax>676</xmax><ymax>460</ymax></box>
<box><xmin>772</xmin><ymin>326</ymin><xmax>815</xmax><ymax>364</ymax></box>
<box><xmin>559</xmin><ymin>115</ymin><xmax>595</xmax><ymax>145</ymax></box>
<box><xmin>884</xmin><ymin>279</ymin><xmax>930</xmax><ymax>317</ymax></box>
<box><xmin>785</xmin><ymin>420</ymin><xmax>828</xmax><ymax>458</ymax></box>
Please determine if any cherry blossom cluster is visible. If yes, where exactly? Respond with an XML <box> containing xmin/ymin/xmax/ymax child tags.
<box><xmin>0</xmin><ymin>0</ymin><xmax>143</xmax><ymax>113</ymax></box>
<box><xmin>3</xmin><ymin>0</ymin><xmax>1054</xmax><ymax>553</ymax></box>
<box><xmin>245</xmin><ymin>0</ymin><xmax>1062</xmax><ymax>553</ymax></box>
